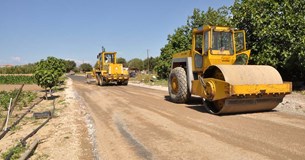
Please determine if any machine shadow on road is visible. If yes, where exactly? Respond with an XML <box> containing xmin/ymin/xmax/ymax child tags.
<box><xmin>164</xmin><ymin>95</ymin><xmax>208</xmax><ymax>113</ymax></box>
<box><xmin>222</xmin><ymin>109</ymin><xmax>279</xmax><ymax>116</ymax></box>
<box><xmin>164</xmin><ymin>95</ymin><xmax>279</xmax><ymax>116</ymax></box>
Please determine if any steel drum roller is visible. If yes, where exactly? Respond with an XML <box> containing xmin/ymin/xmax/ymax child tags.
<box><xmin>203</xmin><ymin>65</ymin><xmax>285</xmax><ymax>114</ymax></box>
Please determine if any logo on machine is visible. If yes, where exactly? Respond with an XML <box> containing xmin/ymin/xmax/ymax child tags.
<box><xmin>221</xmin><ymin>56</ymin><xmax>230</xmax><ymax>62</ymax></box>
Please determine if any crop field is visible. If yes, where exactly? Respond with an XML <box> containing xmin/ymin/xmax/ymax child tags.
<box><xmin>0</xmin><ymin>75</ymin><xmax>38</xmax><ymax>112</ymax></box>
<box><xmin>0</xmin><ymin>90</ymin><xmax>37</xmax><ymax>111</ymax></box>
<box><xmin>0</xmin><ymin>75</ymin><xmax>35</xmax><ymax>84</ymax></box>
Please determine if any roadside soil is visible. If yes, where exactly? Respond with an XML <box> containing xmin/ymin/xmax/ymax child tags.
<box><xmin>0</xmin><ymin>79</ymin><xmax>93</xmax><ymax>159</ymax></box>
<box><xmin>0</xmin><ymin>84</ymin><xmax>42</xmax><ymax>91</ymax></box>
<box><xmin>71</xmin><ymin>75</ymin><xmax>305</xmax><ymax>160</ymax></box>
<box><xmin>276</xmin><ymin>92</ymin><xmax>305</xmax><ymax>115</ymax></box>
<box><xmin>1</xmin><ymin>75</ymin><xmax>304</xmax><ymax>159</ymax></box>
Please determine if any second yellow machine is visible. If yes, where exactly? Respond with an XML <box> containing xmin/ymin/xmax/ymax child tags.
<box><xmin>168</xmin><ymin>25</ymin><xmax>292</xmax><ymax>115</ymax></box>
<box><xmin>92</xmin><ymin>51</ymin><xmax>129</xmax><ymax>86</ymax></box>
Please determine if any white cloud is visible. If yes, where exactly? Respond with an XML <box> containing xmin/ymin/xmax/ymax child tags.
<box><xmin>11</xmin><ymin>56</ymin><xmax>21</xmax><ymax>62</ymax></box>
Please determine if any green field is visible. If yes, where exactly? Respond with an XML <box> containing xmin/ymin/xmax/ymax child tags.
<box><xmin>0</xmin><ymin>75</ymin><xmax>35</xmax><ymax>84</ymax></box>
<box><xmin>0</xmin><ymin>90</ymin><xmax>37</xmax><ymax>111</ymax></box>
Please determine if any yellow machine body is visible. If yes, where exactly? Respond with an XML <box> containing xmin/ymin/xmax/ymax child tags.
<box><xmin>169</xmin><ymin>25</ymin><xmax>292</xmax><ymax>114</ymax></box>
<box><xmin>93</xmin><ymin>51</ymin><xmax>129</xmax><ymax>86</ymax></box>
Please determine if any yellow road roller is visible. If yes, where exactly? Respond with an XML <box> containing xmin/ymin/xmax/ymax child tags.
<box><xmin>168</xmin><ymin>25</ymin><xmax>292</xmax><ymax>115</ymax></box>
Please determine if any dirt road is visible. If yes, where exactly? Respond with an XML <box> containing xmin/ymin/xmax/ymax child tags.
<box><xmin>70</xmin><ymin>75</ymin><xmax>305</xmax><ymax>160</ymax></box>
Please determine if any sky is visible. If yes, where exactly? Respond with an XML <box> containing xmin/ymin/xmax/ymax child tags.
<box><xmin>0</xmin><ymin>0</ymin><xmax>235</xmax><ymax>66</ymax></box>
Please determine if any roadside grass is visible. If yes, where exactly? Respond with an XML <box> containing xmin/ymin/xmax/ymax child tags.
<box><xmin>130</xmin><ymin>74</ymin><xmax>168</xmax><ymax>87</ymax></box>
<box><xmin>146</xmin><ymin>79</ymin><xmax>168</xmax><ymax>87</ymax></box>
<box><xmin>10</xmin><ymin>125</ymin><xmax>22</xmax><ymax>132</ymax></box>
<box><xmin>1</xmin><ymin>144</ymin><xmax>26</xmax><ymax>160</ymax></box>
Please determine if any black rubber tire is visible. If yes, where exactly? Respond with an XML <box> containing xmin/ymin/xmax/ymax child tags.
<box><xmin>203</xmin><ymin>100</ymin><xmax>224</xmax><ymax>115</ymax></box>
<box><xmin>96</xmin><ymin>74</ymin><xmax>101</xmax><ymax>85</ymax></box>
<box><xmin>168</xmin><ymin>67</ymin><xmax>190</xmax><ymax>103</ymax></box>
<box><xmin>100</xmin><ymin>77</ymin><xmax>106</xmax><ymax>86</ymax></box>
<box><xmin>122</xmin><ymin>80</ymin><xmax>128</xmax><ymax>86</ymax></box>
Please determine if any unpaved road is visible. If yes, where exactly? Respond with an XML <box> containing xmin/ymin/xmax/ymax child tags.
<box><xmin>70</xmin><ymin>75</ymin><xmax>305</xmax><ymax>160</ymax></box>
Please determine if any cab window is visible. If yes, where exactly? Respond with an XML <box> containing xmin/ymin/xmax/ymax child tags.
<box><xmin>203</xmin><ymin>31</ymin><xmax>209</xmax><ymax>54</ymax></box>
<box><xmin>235</xmin><ymin>31</ymin><xmax>245</xmax><ymax>52</ymax></box>
<box><xmin>195</xmin><ymin>33</ymin><xmax>203</xmax><ymax>53</ymax></box>
<box><xmin>212</xmin><ymin>31</ymin><xmax>233</xmax><ymax>55</ymax></box>
<box><xmin>104</xmin><ymin>54</ymin><xmax>114</xmax><ymax>63</ymax></box>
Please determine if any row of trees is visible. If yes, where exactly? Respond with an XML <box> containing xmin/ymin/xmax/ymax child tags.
<box><xmin>116</xmin><ymin>57</ymin><xmax>157</xmax><ymax>71</ymax></box>
<box><xmin>0</xmin><ymin>63</ymin><xmax>37</xmax><ymax>74</ymax></box>
<box><xmin>0</xmin><ymin>56</ymin><xmax>157</xmax><ymax>74</ymax></box>
<box><xmin>154</xmin><ymin>0</ymin><xmax>305</xmax><ymax>81</ymax></box>
<box><xmin>0</xmin><ymin>59</ymin><xmax>91</xmax><ymax>74</ymax></box>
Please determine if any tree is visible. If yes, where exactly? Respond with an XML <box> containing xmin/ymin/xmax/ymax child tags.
<box><xmin>143</xmin><ymin>57</ymin><xmax>157</xmax><ymax>72</ymax></box>
<box><xmin>154</xmin><ymin>56</ymin><xmax>171</xmax><ymax>79</ymax></box>
<box><xmin>79</xmin><ymin>63</ymin><xmax>93</xmax><ymax>72</ymax></box>
<box><xmin>231</xmin><ymin>0</ymin><xmax>305</xmax><ymax>81</ymax></box>
<box><xmin>155</xmin><ymin>7</ymin><xmax>231</xmax><ymax>79</ymax></box>
<box><xmin>128</xmin><ymin>58</ymin><xmax>144</xmax><ymax>70</ymax></box>
<box><xmin>34</xmin><ymin>57</ymin><xmax>65</xmax><ymax>98</ymax></box>
<box><xmin>64</xmin><ymin>60</ymin><xmax>76</xmax><ymax>72</ymax></box>
<box><xmin>117</xmin><ymin>57</ymin><xmax>127</xmax><ymax>67</ymax></box>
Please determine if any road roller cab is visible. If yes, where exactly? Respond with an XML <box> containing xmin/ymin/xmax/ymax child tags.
<box><xmin>168</xmin><ymin>25</ymin><xmax>292</xmax><ymax>115</ymax></box>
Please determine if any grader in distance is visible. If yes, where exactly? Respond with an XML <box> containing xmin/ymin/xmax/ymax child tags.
<box><xmin>168</xmin><ymin>25</ymin><xmax>292</xmax><ymax>115</ymax></box>
<box><xmin>87</xmin><ymin>51</ymin><xmax>129</xmax><ymax>86</ymax></box>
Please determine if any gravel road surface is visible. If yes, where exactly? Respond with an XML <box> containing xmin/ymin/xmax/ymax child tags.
<box><xmin>70</xmin><ymin>75</ymin><xmax>305</xmax><ymax>160</ymax></box>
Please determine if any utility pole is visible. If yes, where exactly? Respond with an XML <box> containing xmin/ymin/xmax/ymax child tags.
<box><xmin>147</xmin><ymin>49</ymin><xmax>149</xmax><ymax>73</ymax></box>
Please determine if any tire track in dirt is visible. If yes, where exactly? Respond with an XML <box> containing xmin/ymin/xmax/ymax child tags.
<box><xmin>70</xmin><ymin>76</ymin><xmax>305</xmax><ymax>160</ymax></box>
<box><xmin>73</xmin><ymin>83</ymin><xmax>145</xmax><ymax>159</ymax></box>
<box><xmin>110</xmin><ymin>85</ymin><xmax>305</xmax><ymax>159</ymax></box>
<box><xmin>110</xmin><ymin>86</ymin><xmax>305</xmax><ymax>159</ymax></box>
<box><xmin>115</xmin><ymin>116</ymin><xmax>153</xmax><ymax>160</ymax></box>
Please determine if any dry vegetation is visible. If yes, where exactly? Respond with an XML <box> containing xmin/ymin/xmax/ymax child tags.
<box><xmin>0</xmin><ymin>77</ymin><xmax>92</xmax><ymax>159</ymax></box>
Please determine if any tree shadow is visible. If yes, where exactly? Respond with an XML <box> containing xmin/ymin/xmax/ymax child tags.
<box><xmin>47</xmin><ymin>95</ymin><xmax>60</xmax><ymax>100</ymax></box>
<box><xmin>40</xmin><ymin>95</ymin><xmax>60</xmax><ymax>100</ymax></box>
